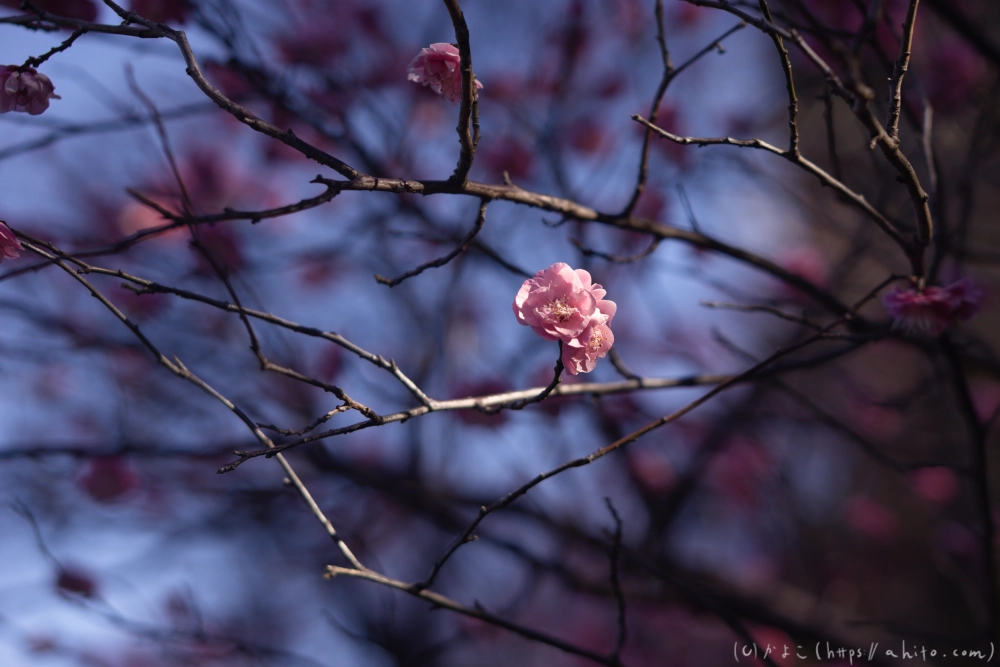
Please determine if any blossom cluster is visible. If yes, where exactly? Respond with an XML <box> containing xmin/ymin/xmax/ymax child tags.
<box><xmin>407</xmin><ymin>43</ymin><xmax>482</xmax><ymax>105</ymax></box>
<box><xmin>513</xmin><ymin>263</ymin><xmax>616</xmax><ymax>375</ymax></box>
<box><xmin>882</xmin><ymin>278</ymin><xmax>982</xmax><ymax>337</ymax></box>
<box><xmin>0</xmin><ymin>66</ymin><xmax>59</xmax><ymax>115</ymax></box>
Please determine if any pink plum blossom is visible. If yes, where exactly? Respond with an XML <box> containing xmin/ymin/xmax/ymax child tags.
<box><xmin>882</xmin><ymin>278</ymin><xmax>983</xmax><ymax>337</ymax></box>
<box><xmin>514</xmin><ymin>262</ymin><xmax>606</xmax><ymax>340</ymax></box>
<box><xmin>0</xmin><ymin>221</ymin><xmax>23</xmax><ymax>262</ymax></box>
<box><xmin>407</xmin><ymin>43</ymin><xmax>482</xmax><ymax>104</ymax></box>
<box><xmin>0</xmin><ymin>66</ymin><xmax>60</xmax><ymax>115</ymax></box>
<box><xmin>562</xmin><ymin>320</ymin><xmax>614</xmax><ymax>375</ymax></box>
<box><xmin>513</xmin><ymin>262</ymin><xmax>616</xmax><ymax>375</ymax></box>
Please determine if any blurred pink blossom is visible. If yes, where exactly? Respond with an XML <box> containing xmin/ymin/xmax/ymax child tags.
<box><xmin>566</xmin><ymin>116</ymin><xmax>605</xmax><ymax>154</ymax></box>
<box><xmin>451</xmin><ymin>378</ymin><xmax>512</xmax><ymax>426</ymax></box>
<box><xmin>0</xmin><ymin>221</ymin><xmax>23</xmax><ymax>261</ymax></box>
<box><xmin>514</xmin><ymin>262</ymin><xmax>616</xmax><ymax>375</ymax></box>
<box><xmin>843</xmin><ymin>496</ymin><xmax>898</xmax><ymax>541</ymax></box>
<box><xmin>882</xmin><ymin>278</ymin><xmax>982</xmax><ymax>336</ymax></box>
<box><xmin>777</xmin><ymin>245</ymin><xmax>829</xmax><ymax>299</ymax></box>
<box><xmin>936</xmin><ymin>520</ymin><xmax>978</xmax><ymax>557</ymax></box>
<box><xmin>0</xmin><ymin>66</ymin><xmax>60</xmax><ymax>115</ymax></box>
<box><xmin>480</xmin><ymin>136</ymin><xmax>535</xmax><ymax>179</ymax></box>
<box><xmin>56</xmin><ymin>566</ymin><xmax>97</xmax><ymax>598</ymax></box>
<box><xmin>910</xmin><ymin>467</ymin><xmax>959</xmax><ymax>505</ymax></box>
<box><xmin>77</xmin><ymin>456</ymin><xmax>139</xmax><ymax>503</ymax></box>
<box><xmin>627</xmin><ymin>448</ymin><xmax>675</xmax><ymax>494</ymax></box>
<box><xmin>922</xmin><ymin>38</ymin><xmax>985</xmax><ymax>109</ymax></box>
<box><xmin>0</xmin><ymin>0</ymin><xmax>97</xmax><ymax>21</ymax></box>
<box><xmin>707</xmin><ymin>437</ymin><xmax>772</xmax><ymax>509</ymax></box>
<box><xmin>971</xmin><ymin>380</ymin><xmax>1000</xmax><ymax>423</ymax></box>
<box><xmin>129</xmin><ymin>0</ymin><xmax>190</xmax><ymax>23</ymax></box>
<box><xmin>407</xmin><ymin>43</ymin><xmax>482</xmax><ymax>104</ymax></box>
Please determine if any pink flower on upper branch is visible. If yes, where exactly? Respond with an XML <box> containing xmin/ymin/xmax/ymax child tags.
<box><xmin>882</xmin><ymin>278</ymin><xmax>983</xmax><ymax>337</ymax></box>
<box><xmin>0</xmin><ymin>221</ymin><xmax>23</xmax><ymax>262</ymax></box>
<box><xmin>129</xmin><ymin>0</ymin><xmax>190</xmax><ymax>24</ymax></box>
<box><xmin>513</xmin><ymin>262</ymin><xmax>616</xmax><ymax>375</ymax></box>
<box><xmin>407</xmin><ymin>43</ymin><xmax>482</xmax><ymax>104</ymax></box>
<box><xmin>0</xmin><ymin>66</ymin><xmax>60</xmax><ymax>115</ymax></box>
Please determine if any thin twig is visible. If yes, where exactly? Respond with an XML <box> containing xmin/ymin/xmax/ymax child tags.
<box><xmin>571</xmin><ymin>235</ymin><xmax>661</xmax><ymax>264</ymax></box>
<box><xmin>887</xmin><ymin>0</ymin><xmax>920</xmax><ymax>142</ymax></box>
<box><xmin>622</xmin><ymin>16</ymin><xmax>746</xmax><ymax>215</ymax></box>
<box><xmin>443</xmin><ymin>0</ymin><xmax>478</xmax><ymax>183</ymax></box>
<box><xmin>605</xmin><ymin>499</ymin><xmax>627</xmax><ymax>665</ymax></box>
<box><xmin>483</xmin><ymin>342</ymin><xmax>564</xmax><ymax>412</ymax></box>
<box><xmin>376</xmin><ymin>200</ymin><xmax>488</xmax><ymax>286</ymax></box>
<box><xmin>701</xmin><ymin>300</ymin><xmax>824</xmax><ymax>330</ymax></box>
<box><xmin>632</xmin><ymin>115</ymin><xmax>908</xmax><ymax>248</ymax></box>
<box><xmin>19</xmin><ymin>235</ymin><xmax>368</xmax><ymax>573</ymax></box>
<box><xmin>324</xmin><ymin>566</ymin><xmax>617</xmax><ymax>666</ymax></box>
<box><xmin>21</xmin><ymin>27</ymin><xmax>85</xmax><ymax>68</ymax></box>
<box><xmin>758</xmin><ymin>0</ymin><xmax>799</xmax><ymax>155</ymax></box>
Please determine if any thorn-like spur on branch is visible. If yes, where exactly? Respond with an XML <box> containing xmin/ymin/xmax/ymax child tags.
<box><xmin>375</xmin><ymin>200</ymin><xmax>488</xmax><ymax>287</ymax></box>
<box><xmin>443</xmin><ymin>0</ymin><xmax>479</xmax><ymax>184</ymax></box>
<box><xmin>631</xmin><ymin>115</ymin><xmax>908</xmax><ymax>250</ymax></box>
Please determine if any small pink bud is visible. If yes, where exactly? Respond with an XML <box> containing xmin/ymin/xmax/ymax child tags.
<box><xmin>0</xmin><ymin>66</ymin><xmax>60</xmax><ymax>115</ymax></box>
